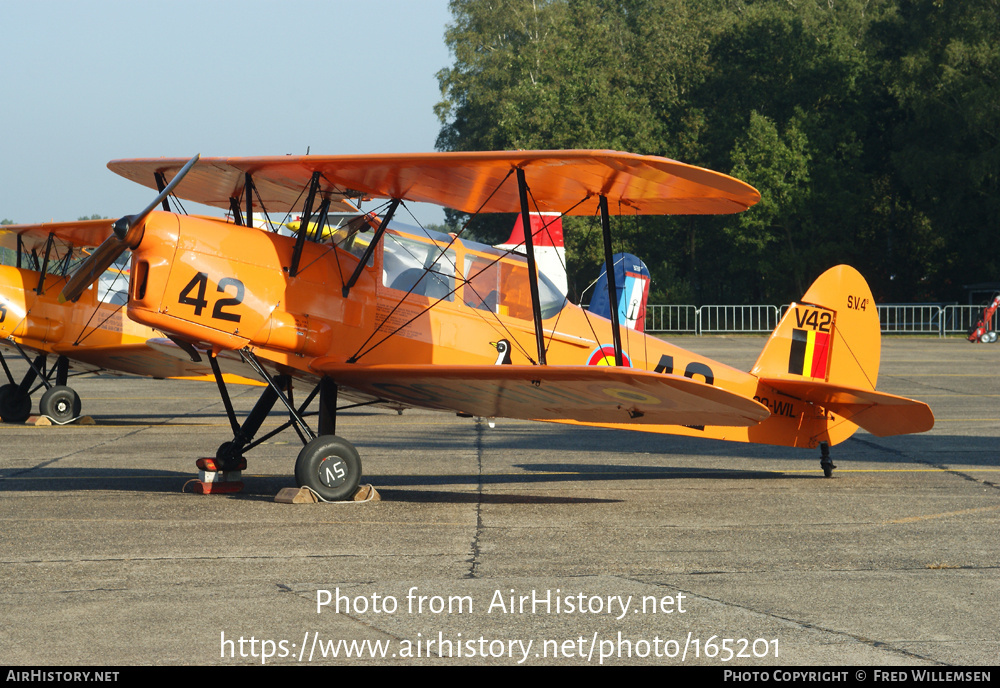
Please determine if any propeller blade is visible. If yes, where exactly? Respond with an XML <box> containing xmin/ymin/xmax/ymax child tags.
<box><xmin>58</xmin><ymin>234</ymin><xmax>127</xmax><ymax>303</ymax></box>
<box><xmin>58</xmin><ymin>154</ymin><xmax>200</xmax><ymax>303</ymax></box>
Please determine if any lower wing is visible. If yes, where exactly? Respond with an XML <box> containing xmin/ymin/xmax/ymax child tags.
<box><xmin>312</xmin><ymin>362</ymin><xmax>770</xmax><ymax>428</ymax></box>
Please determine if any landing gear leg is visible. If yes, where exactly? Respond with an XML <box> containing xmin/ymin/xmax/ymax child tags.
<box><xmin>0</xmin><ymin>351</ymin><xmax>82</xmax><ymax>423</ymax></box>
<box><xmin>820</xmin><ymin>442</ymin><xmax>836</xmax><ymax>478</ymax></box>
<box><xmin>203</xmin><ymin>351</ymin><xmax>365</xmax><ymax>500</ymax></box>
<box><xmin>193</xmin><ymin>354</ymin><xmax>292</xmax><ymax>493</ymax></box>
<box><xmin>206</xmin><ymin>354</ymin><xmax>290</xmax><ymax>468</ymax></box>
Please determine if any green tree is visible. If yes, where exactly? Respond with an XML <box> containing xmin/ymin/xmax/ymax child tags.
<box><xmin>873</xmin><ymin>0</ymin><xmax>1000</xmax><ymax>299</ymax></box>
<box><xmin>436</xmin><ymin>0</ymin><xmax>1000</xmax><ymax>304</ymax></box>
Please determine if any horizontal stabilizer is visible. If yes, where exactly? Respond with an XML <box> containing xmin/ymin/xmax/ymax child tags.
<box><xmin>312</xmin><ymin>361</ymin><xmax>769</xmax><ymax>427</ymax></box>
<box><xmin>761</xmin><ymin>378</ymin><xmax>934</xmax><ymax>437</ymax></box>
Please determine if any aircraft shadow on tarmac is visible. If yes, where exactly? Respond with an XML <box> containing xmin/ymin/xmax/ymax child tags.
<box><xmin>2</xmin><ymin>432</ymin><xmax>991</xmax><ymax>503</ymax></box>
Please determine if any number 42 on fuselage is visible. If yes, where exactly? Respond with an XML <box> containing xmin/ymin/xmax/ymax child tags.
<box><xmin>57</xmin><ymin>150</ymin><xmax>933</xmax><ymax>499</ymax></box>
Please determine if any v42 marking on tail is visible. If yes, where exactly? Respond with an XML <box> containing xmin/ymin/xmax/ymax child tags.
<box><xmin>788</xmin><ymin>306</ymin><xmax>834</xmax><ymax>379</ymax></box>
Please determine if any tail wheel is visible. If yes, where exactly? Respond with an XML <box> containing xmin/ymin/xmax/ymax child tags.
<box><xmin>39</xmin><ymin>385</ymin><xmax>81</xmax><ymax>423</ymax></box>
<box><xmin>295</xmin><ymin>435</ymin><xmax>362</xmax><ymax>502</ymax></box>
<box><xmin>0</xmin><ymin>384</ymin><xmax>32</xmax><ymax>424</ymax></box>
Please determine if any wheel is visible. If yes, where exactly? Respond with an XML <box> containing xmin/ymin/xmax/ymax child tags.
<box><xmin>986</xmin><ymin>331</ymin><xmax>998</xmax><ymax>343</ymax></box>
<box><xmin>39</xmin><ymin>385</ymin><xmax>81</xmax><ymax>423</ymax></box>
<box><xmin>295</xmin><ymin>435</ymin><xmax>362</xmax><ymax>501</ymax></box>
<box><xmin>0</xmin><ymin>384</ymin><xmax>32</xmax><ymax>424</ymax></box>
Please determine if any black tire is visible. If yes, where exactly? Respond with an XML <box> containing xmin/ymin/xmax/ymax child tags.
<box><xmin>0</xmin><ymin>384</ymin><xmax>32</xmax><ymax>424</ymax></box>
<box><xmin>295</xmin><ymin>435</ymin><xmax>362</xmax><ymax>501</ymax></box>
<box><xmin>39</xmin><ymin>385</ymin><xmax>81</xmax><ymax>423</ymax></box>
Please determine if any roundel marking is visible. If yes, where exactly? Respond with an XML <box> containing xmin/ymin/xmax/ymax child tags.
<box><xmin>602</xmin><ymin>387</ymin><xmax>661</xmax><ymax>405</ymax></box>
<box><xmin>586</xmin><ymin>345</ymin><xmax>632</xmax><ymax>367</ymax></box>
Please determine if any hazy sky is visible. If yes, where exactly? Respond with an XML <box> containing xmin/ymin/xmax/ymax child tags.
<box><xmin>1</xmin><ymin>0</ymin><xmax>453</xmax><ymax>226</ymax></box>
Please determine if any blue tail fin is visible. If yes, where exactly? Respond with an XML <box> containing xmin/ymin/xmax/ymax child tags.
<box><xmin>587</xmin><ymin>253</ymin><xmax>650</xmax><ymax>331</ymax></box>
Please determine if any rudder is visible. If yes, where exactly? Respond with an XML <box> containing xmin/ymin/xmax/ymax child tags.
<box><xmin>752</xmin><ymin>265</ymin><xmax>880</xmax><ymax>391</ymax></box>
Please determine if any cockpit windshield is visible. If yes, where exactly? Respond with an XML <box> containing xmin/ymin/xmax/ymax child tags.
<box><xmin>283</xmin><ymin>211</ymin><xmax>567</xmax><ymax>320</ymax></box>
<box><xmin>381</xmin><ymin>227</ymin><xmax>566</xmax><ymax>320</ymax></box>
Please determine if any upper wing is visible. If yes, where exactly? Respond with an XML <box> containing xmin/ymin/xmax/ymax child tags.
<box><xmin>761</xmin><ymin>378</ymin><xmax>934</xmax><ymax>436</ymax></box>
<box><xmin>108</xmin><ymin>150</ymin><xmax>760</xmax><ymax>217</ymax></box>
<box><xmin>312</xmin><ymin>361</ymin><xmax>770</xmax><ymax>427</ymax></box>
<box><xmin>0</xmin><ymin>219</ymin><xmax>113</xmax><ymax>254</ymax></box>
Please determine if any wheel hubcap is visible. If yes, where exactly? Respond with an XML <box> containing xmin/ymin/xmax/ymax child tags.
<box><xmin>318</xmin><ymin>456</ymin><xmax>348</xmax><ymax>488</ymax></box>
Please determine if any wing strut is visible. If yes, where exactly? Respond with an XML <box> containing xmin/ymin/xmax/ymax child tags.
<box><xmin>290</xmin><ymin>172</ymin><xmax>322</xmax><ymax>277</ymax></box>
<box><xmin>311</xmin><ymin>198</ymin><xmax>331</xmax><ymax>243</ymax></box>
<box><xmin>153</xmin><ymin>172</ymin><xmax>170</xmax><ymax>211</ymax></box>
<box><xmin>245</xmin><ymin>173</ymin><xmax>256</xmax><ymax>231</ymax></box>
<box><xmin>516</xmin><ymin>168</ymin><xmax>548</xmax><ymax>365</ymax></box>
<box><xmin>598</xmin><ymin>196</ymin><xmax>624</xmax><ymax>366</ymax></box>
<box><xmin>229</xmin><ymin>197</ymin><xmax>244</xmax><ymax>226</ymax></box>
<box><xmin>342</xmin><ymin>198</ymin><xmax>400</xmax><ymax>297</ymax></box>
<box><xmin>34</xmin><ymin>232</ymin><xmax>55</xmax><ymax>295</ymax></box>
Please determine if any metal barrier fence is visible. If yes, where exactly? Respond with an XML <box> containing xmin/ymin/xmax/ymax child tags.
<box><xmin>645</xmin><ymin>303</ymin><xmax>988</xmax><ymax>336</ymax></box>
<box><xmin>698</xmin><ymin>305</ymin><xmax>781</xmax><ymax>334</ymax></box>
<box><xmin>645</xmin><ymin>305</ymin><xmax>698</xmax><ymax>334</ymax></box>
<box><xmin>878</xmin><ymin>304</ymin><xmax>942</xmax><ymax>334</ymax></box>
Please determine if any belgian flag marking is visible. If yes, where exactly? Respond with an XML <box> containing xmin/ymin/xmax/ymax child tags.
<box><xmin>788</xmin><ymin>327</ymin><xmax>831</xmax><ymax>379</ymax></box>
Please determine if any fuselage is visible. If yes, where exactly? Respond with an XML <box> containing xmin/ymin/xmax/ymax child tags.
<box><xmin>126</xmin><ymin>212</ymin><xmax>850</xmax><ymax>447</ymax></box>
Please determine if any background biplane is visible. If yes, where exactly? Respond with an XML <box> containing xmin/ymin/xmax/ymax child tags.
<box><xmin>54</xmin><ymin>150</ymin><xmax>932</xmax><ymax>500</ymax></box>
<box><xmin>0</xmin><ymin>212</ymin><xmax>255</xmax><ymax>423</ymax></box>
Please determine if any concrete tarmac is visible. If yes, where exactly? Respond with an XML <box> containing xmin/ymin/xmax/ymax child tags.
<box><xmin>0</xmin><ymin>336</ymin><xmax>997</xmax><ymax>666</ymax></box>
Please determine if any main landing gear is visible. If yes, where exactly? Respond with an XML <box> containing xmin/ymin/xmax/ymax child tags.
<box><xmin>0</xmin><ymin>351</ymin><xmax>81</xmax><ymax>424</ymax></box>
<box><xmin>205</xmin><ymin>350</ymin><xmax>364</xmax><ymax>501</ymax></box>
<box><xmin>820</xmin><ymin>442</ymin><xmax>836</xmax><ymax>478</ymax></box>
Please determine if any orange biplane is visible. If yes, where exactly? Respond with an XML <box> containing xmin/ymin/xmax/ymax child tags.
<box><xmin>49</xmin><ymin>150</ymin><xmax>932</xmax><ymax>499</ymax></box>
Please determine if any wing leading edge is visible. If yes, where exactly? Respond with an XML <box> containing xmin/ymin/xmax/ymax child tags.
<box><xmin>311</xmin><ymin>361</ymin><xmax>770</xmax><ymax>428</ymax></box>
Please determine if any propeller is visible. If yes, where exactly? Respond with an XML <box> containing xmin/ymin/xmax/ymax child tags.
<box><xmin>59</xmin><ymin>154</ymin><xmax>200</xmax><ymax>303</ymax></box>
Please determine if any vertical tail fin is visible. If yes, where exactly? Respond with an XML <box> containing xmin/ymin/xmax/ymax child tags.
<box><xmin>753</xmin><ymin>265</ymin><xmax>880</xmax><ymax>390</ymax></box>
<box><xmin>587</xmin><ymin>253</ymin><xmax>651</xmax><ymax>332</ymax></box>
<box><xmin>752</xmin><ymin>265</ymin><xmax>932</xmax><ymax>439</ymax></box>
<box><xmin>495</xmin><ymin>212</ymin><xmax>567</xmax><ymax>295</ymax></box>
